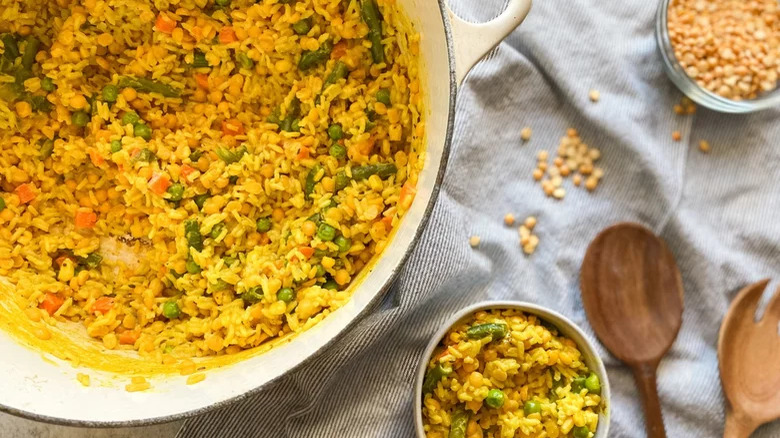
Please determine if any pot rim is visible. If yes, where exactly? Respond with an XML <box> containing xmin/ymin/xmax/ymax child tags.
<box><xmin>0</xmin><ymin>0</ymin><xmax>459</xmax><ymax>429</ymax></box>
<box><xmin>413</xmin><ymin>300</ymin><xmax>612</xmax><ymax>438</ymax></box>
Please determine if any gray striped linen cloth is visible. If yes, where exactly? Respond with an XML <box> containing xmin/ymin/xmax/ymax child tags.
<box><xmin>178</xmin><ymin>0</ymin><xmax>780</xmax><ymax>437</ymax></box>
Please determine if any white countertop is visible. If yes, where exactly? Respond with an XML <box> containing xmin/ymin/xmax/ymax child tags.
<box><xmin>0</xmin><ymin>412</ymin><xmax>182</xmax><ymax>438</ymax></box>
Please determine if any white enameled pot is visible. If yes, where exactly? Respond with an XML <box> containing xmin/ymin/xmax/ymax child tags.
<box><xmin>414</xmin><ymin>302</ymin><xmax>611</xmax><ymax>438</ymax></box>
<box><xmin>0</xmin><ymin>0</ymin><xmax>531</xmax><ymax>426</ymax></box>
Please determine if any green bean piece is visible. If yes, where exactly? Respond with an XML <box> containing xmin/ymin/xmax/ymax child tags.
<box><xmin>298</xmin><ymin>41</ymin><xmax>332</xmax><ymax>71</ymax></box>
<box><xmin>573</xmin><ymin>426</ymin><xmax>591</xmax><ymax>438</ymax></box>
<box><xmin>376</xmin><ymin>88</ymin><xmax>390</xmax><ymax>105</ymax></box>
<box><xmin>359</xmin><ymin>0</ymin><xmax>384</xmax><ymax>64</ymax></box>
<box><xmin>448</xmin><ymin>406</ymin><xmax>468</xmax><ymax>438</ymax></box>
<box><xmin>26</xmin><ymin>95</ymin><xmax>52</xmax><ymax>112</ymax></box>
<box><xmin>328</xmin><ymin>124</ymin><xmax>343</xmax><ymax>140</ymax></box>
<box><xmin>334</xmin><ymin>171</ymin><xmax>350</xmax><ymax>191</ymax></box>
<box><xmin>228</xmin><ymin>175</ymin><xmax>239</xmax><ymax>185</ymax></box>
<box><xmin>523</xmin><ymin>399</ymin><xmax>541</xmax><ymax>415</ymax></box>
<box><xmin>184</xmin><ymin>219</ymin><xmax>203</xmax><ymax>251</ymax></box>
<box><xmin>315</xmin><ymin>264</ymin><xmax>326</xmax><ymax>277</ymax></box>
<box><xmin>41</xmin><ymin>77</ymin><xmax>55</xmax><ymax>92</ymax></box>
<box><xmin>134</xmin><ymin>148</ymin><xmax>155</xmax><ymax>162</ymax></box>
<box><xmin>236</xmin><ymin>52</ymin><xmax>254</xmax><ymax>70</ymax></box>
<box><xmin>186</xmin><ymin>254</ymin><xmax>201</xmax><ymax>274</ymax></box>
<box><xmin>71</xmin><ymin>111</ymin><xmax>89</xmax><ymax>127</ymax></box>
<box><xmin>162</xmin><ymin>301</ymin><xmax>181</xmax><ymax>319</ymax></box>
<box><xmin>1</xmin><ymin>34</ymin><xmax>19</xmax><ymax>60</ymax></box>
<box><xmin>133</xmin><ymin>123</ymin><xmax>152</xmax><ymax>140</ymax></box>
<box><xmin>20</xmin><ymin>36</ymin><xmax>39</xmax><ymax>71</ymax></box>
<box><xmin>82</xmin><ymin>253</ymin><xmax>103</xmax><ymax>269</ymax></box>
<box><xmin>189</xmin><ymin>150</ymin><xmax>203</xmax><ymax>162</ymax></box>
<box><xmin>322</xmin><ymin>279</ymin><xmax>338</xmax><ymax>290</ymax></box>
<box><xmin>485</xmin><ymin>388</ymin><xmax>506</xmax><ymax>409</ymax></box>
<box><xmin>351</xmin><ymin>163</ymin><xmax>397</xmax><ymax>181</ymax></box>
<box><xmin>241</xmin><ymin>286</ymin><xmax>263</xmax><ymax>305</ymax></box>
<box><xmin>215</xmin><ymin>145</ymin><xmax>247</xmax><ymax>164</ymax></box>
<box><xmin>256</xmin><ymin>217</ymin><xmax>272</xmax><ymax>233</ymax></box>
<box><xmin>0</xmin><ymin>198</ymin><xmax>6</xmax><ymax>212</ymax></box>
<box><xmin>267</xmin><ymin>106</ymin><xmax>281</xmax><ymax>124</ymax></box>
<box><xmin>117</xmin><ymin>76</ymin><xmax>181</xmax><ymax>98</ymax></box>
<box><xmin>421</xmin><ymin>363</ymin><xmax>452</xmax><ymax>394</ymax></box>
<box><xmin>223</xmin><ymin>255</ymin><xmax>239</xmax><ymax>267</ymax></box>
<box><xmin>290</xmin><ymin>118</ymin><xmax>300</xmax><ymax>132</ymax></box>
<box><xmin>293</xmin><ymin>18</ymin><xmax>312</xmax><ymax>35</ymax></box>
<box><xmin>194</xmin><ymin>193</ymin><xmax>209</xmax><ymax>210</ymax></box>
<box><xmin>121</xmin><ymin>111</ymin><xmax>141</xmax><ymax>126</ymax></box>
<box><xmin>571</xmin><ymin>376</ymin><xmax>587</xmax><ymax>394</ymax></box>
<box><xmin>167</xmin><ymin>183</ymin><xmax>185</xmax><ymax>202</ymax></box>
<box><xmin>317</xmin><ymin>223</ymin><xmax>336</xmax><ymax>241</ymax></box>
<box><xmin>322</xmin><ymin>61</ymin><xmax>349</xmax><ymax>91</ymax></box>
<box><xmin>110</xmin><ymin>140</ymin><xmax>122</xmax><ymax>153</ymax></box>
<box><xmin>192</xmin><ymin>50</ymin><xmax>209</xmax><ymax>68</ymax></box>
<box><xmin>209</xmin><ymin>279</ymin><xmax>230</xmax><ymax>292</ymax></box>
<box><xmin>465</xmin><ymin>323</ymin><xmax>508</xmax><ymax>341</ymax></box>
<box><xmin>329</xmin><ymin>144</ymin><xmax>346</xmax><ymax>159</ymax></box>
<box><xmin>334</xmin><ymin>235</ymin><xmax>351</xmax><ymax>253</ymax></box>
<box><xmin>305</xmin><ymin>164</ymin><xmax>323</xmax><ymax>199</ymax></box>
<box><xmin>210</xmin><ymin>222</ymin><xmax>227</xmax><ymax>239</ymax></box>
<box><xmin>102</xmin><ymin>84</ymin><xmax>119</xmax><ymax>103</ymax></box>
<box><xmin>39</xmin><ymin>139</ymin><xmax>54</xmax><ymax>159</ymax></box>
<box><xmin>215</xmin><ymin>0</ymin><xmax>230</xmax><ymax>6</ymax></box>
<box><xmin>375</xmin><ymin>163</ymin><xmax>397</xmax><ymax>179</ymax></box>
<box><xmin>585</xmin><ymin>372</ymin><xmax>601</xmax><ymax>395</ymax></box>
<box><xmin>277</xmin><ymin>287</ymin><xmax>295</xmax><ymax>303</ymax></box>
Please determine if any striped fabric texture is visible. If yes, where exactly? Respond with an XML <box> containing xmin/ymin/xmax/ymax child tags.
<box><xmin>178</xmin><ymin>0</ymin><xmax>780</xmax><ymax>437</ymax></box>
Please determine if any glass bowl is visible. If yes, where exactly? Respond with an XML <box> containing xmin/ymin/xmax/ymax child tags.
<box><xmin>656</xmin><ymin>0</ymin><xmax>780</xmax><ymax>113</ymax></box>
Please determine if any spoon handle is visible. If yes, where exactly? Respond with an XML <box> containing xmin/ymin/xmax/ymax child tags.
<box><xmin>723</xmin><ymin>408</ymin><xmax>758</xmax><ymax>438</ymax></box>
<box><xmin>632</xmin><ymin>361</ymin><xmax>666</xmax><ymax>438</ymax></box>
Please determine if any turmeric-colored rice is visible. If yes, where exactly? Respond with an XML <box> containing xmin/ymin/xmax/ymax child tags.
<box><xmin>0</xmin><ymin>0</ymin><xmax>424</xmax><ymax>362</ymax></box>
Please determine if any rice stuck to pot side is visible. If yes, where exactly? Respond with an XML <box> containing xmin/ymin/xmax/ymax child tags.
<box><xmin>0</xmin><ymin>0</ymin><xmax>425</xmax><ymax>363</ymax></box>
<box><xmin>421</xmin><ymin>309</ymin><xmax>603</xmax><ymax>438</ymax></box>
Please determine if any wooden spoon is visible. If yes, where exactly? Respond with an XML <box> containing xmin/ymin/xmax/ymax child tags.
<box><xmin>718</xmin><ymin>279</ymin><xmax>780</xmax><ymax>438</ymax></box>
<box><xmin>581</xmin><ymin>223</ymin><xmax>684</xmax><ymax>438</ymax></box>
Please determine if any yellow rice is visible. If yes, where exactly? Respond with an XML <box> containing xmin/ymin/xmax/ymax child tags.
<box><xmin>0</xmin><ymin>0</ymin><xmax>424</xmax><ymax>364</ymax></box>
<box><xmin>422</xmin><ymin>309</ymin><xmax>603</xmax><ymax>438</ymax></box>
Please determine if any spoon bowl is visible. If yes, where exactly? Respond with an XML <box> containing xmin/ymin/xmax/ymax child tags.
<box><xmin>581</xmin><ymin>223</ymin><xmax>684</xmax><ymax>438</ymax></box>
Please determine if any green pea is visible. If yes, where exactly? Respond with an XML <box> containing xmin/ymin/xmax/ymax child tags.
<box><xmin>223</xmin><ymin>255</ymin><xmax>238</xmax><ymax>267</ymax></box>
<box><xmin>186</xmin><ymin>257</ymin><xmax>201</xmax><ymax>274</ymax></box>
<box><xmin>0</xmin><ymin>198</ymin><xmax>6</xmax><ymax>212</ymax></box>
<box><xmin>292</xmin><ymin>18</ymin><xmax>311</xmax><ymax>35</ymax></box>
<box><xmin>134</xmin><ymin>123</ymin><xmax>152</xmax><ymax>140</ymax></box>
<box><xmin>71</xmin><ymin>111</ymin><xmax>89</xmax><ymax>127</ymax></box>
<box><xmin>215</xmin><ymin>0</ymin><xmax>230</xmax><ymax>5</ymax></box>
<box><xmin>485</xmin><ymin>389</ymin><xmax>505</xmax><ymax>409</ymax></box>
<box><xmin>134</xmin><ymin>148</ymin><xmax>156</xmax><ymax>162</ymax></box>
<box><xmin>41</xmin><ymin>77</ymin><xmax>55</xmax><ymax>92</ymax></box>
<box><xmin>315</xmin><ymin>264</ymin><xmax>326</xmax><ymax>277</ymax></box>
<box><xmin>194</xmin><ymin>193</ymin><xmax>209</xmax><ymax>210</ymax></box>
<box><xmin>573</xmin><ymin>426</ymin><xmax>591</xmax><ymax>438</ymax></box>
<box><xmin>40</xmin><ymin>139</ymin><xmax>54</xmax><ymax>159</ymax></box>
<box><xmin>523</xmin><ymin>400</ymin><xmax>541</xmax><ymax>416</ymax></box>
<box><xmin>334</xmin><ymin>171</ymin><xmax>350</xmax><ymax>191</ymax></box>
<box><xmin>322</xmin><ymin>279</ymin><xmax>338</xmax><ymax>290</ymax></box>
<box><xmin>571</xmin><ymin>376</ymin><xmax>587</xmax><ymax>394</ymax></box>
<box><xmin>167</xmin><ymin>183</ymin><xmax>184</xmax><ymax>202</ymax></box>
<box><xmin>236</xmin><ymin>52</ymin><xmax>254</xmax><ymax>70</ymax></box>
<box><xmin>241</xmin><ymin>286</ymin><xmax>263</xmax><ymax>305</ymax></box>
<box><xmin>585</xmin><ymin>372</ymin><xmax>601</xmax><ymax>395</ymax></box>
<box><xmin>162</xmin><ymin>301</ymin><xmax>181</xmax><ymax>319</ymax></box>
<box><xmin>277</xmin><ymin>287</ymin><xmax>295</xmax><ymax>303</ymax></box>
<box><xmin>334</xmin><ymin>235</ymin><xmax>351</xmax><ymax>253</ymax></box>
<box><xmin>210</xmin><ymin>222</ymin><xmax>227</xmax><ymax>239</ymax></box>
<box><xmin>317</xmin><ymin>223</ymin><xmax>336</xmax><ymax>241</ymax></box>
<box><xmin>256</xmin><ymin>217</ymin><xmax>272</xmax><ymax>233</ymax></box>
<box><xmin>376</xmin><ymin>88</ymin><xmax>390</xmax><ymax>105</ymax></box>
<box><xmin>327</xmin><ymin>124</ymin><xmax>343</xmax><ymax>140</ymax></box>
<box><xmin>110</xmin><ymin>140</ymin><xmax>122</xmax><ymax>153</ymax></box>
<box><xmin>121</xmin><ymin>111</ymin><xmax>140</xmax><ymax>126</ymax></box>
<box><xmin>102</xmin><ymin>84</ymin><xmax>119</xmax><ymax>103</ymax></box>
<box><xmin>329</xmin><ymin>144</ymin><xmax>347</xmax><ymax>159</ymax></box>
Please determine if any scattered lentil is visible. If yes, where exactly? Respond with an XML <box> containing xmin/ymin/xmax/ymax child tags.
<box><xmin>521</xmin><ymin>127</ymin><xmax>532</xmax><ymax>141</ymax></box>
<box><xmin>699</xmin><ymin>140</ymin><xmax>711</xmax><ymax>153</ymax></box>
<box><xmin>533</xmin><ymin>129</ymin><xmax>604</xmax><ymax>199</ymax></box>
<box><xmin>469</xmin><ymin>235</ymin><xmax>481</xmax><ymax>248</ymax></box>
<box><xmin>518</xmin><ymin>217</ymin><xmax>540</xmax><ymax>255</ymax></box>
<box><xmin>672</xmin><ymin>131</ymin><xmax>682</xmax><ymax>141</ymax></box>
<box><xmin>504</xmin><ymin>213</ymin><xmax>515</xmax><ymax>226</ymax></box>
<box><xmin>588</xmin><ymin>89</ymin><xmax>600</xmax><ymax>102</ymax></box>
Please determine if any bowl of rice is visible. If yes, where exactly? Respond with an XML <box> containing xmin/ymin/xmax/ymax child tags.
<box><xmin>415</xmin><ymin>301</ymin><xmax>610</xmax><ymax>438</ymax></box>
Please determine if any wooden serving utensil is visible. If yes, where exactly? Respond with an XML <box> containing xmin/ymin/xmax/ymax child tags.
<box><xmin>580</xmin><ymin>223</ymin><xmax>684</xmax><ymax>438</ymax></box>
<box><xmin>718</xmin><ymin>279</ymin><xmax>780</xmax><ymax>438</ymax></box>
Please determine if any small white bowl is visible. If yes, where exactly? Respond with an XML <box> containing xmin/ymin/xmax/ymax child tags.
<box><xmin>414</xmin><ymin>301</ymin><xmax>611</xmax><ymax>438</ymax></box>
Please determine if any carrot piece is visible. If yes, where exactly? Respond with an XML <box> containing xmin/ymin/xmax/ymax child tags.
<box><xmin>219</xmin><ymin>27</ymin><xmax>238</xmax><ymax>44</ymax></box>
<box><xmin>149</xmin><ymin>173</ymin><xmax>171</xmax><ymax>195</ymax></box>
<box><xmin>89</xmin><ymin>149</ymin><xmax>105</xmax><ymax>167</ymax></box>
<box><xmin>91</xmin><ymin>297</ymin><xmax>114</xmax><ymax>314</ymax></box>
<box><xmin>332</xmin><ymin>41</ymin><xmax>348</xmax><ymax>59</ymax></box>
<box><xmin>55</xmin><ymin>255</ymin><xmax>71</xmax><ymax>267</ymax></box>
<box><xmin>180</xmin><ymin>164</ymin><xmax>196</xmax><ymax>181</ymax></box>
<box><xmin>221</xmin><ymin>119</ymin><xmax>244</xmax><ymax>136</ymax></box>
<box><xmin>155</xmin><ymin>13</ymin><xmax>177</xmax><ymax>34</ymax></box>
<box><xmin>296</xmin><ymin>147</ymin><xmax>310</xmax><ymax>160</ymax></box>
<box><xmin>40</xmin><ymin>293</ymin><xmax>64</xmax><ymax>316</ymax></box>
<box><xmin>15</xmin><ymin>183</ymin><xmax>36</xmax><ymax>204</ymax></box>
<box><xmin>381</xmin><ymin>215</ymin><xmax>393</xmax><ymax>230</ymax></box>
<box><xmin>399</xmin><ymin>181</ymin><xmax>417</xmax><ymax>210</ymax></box>
<box><xmin>299</xmin><ymin>246</ymin><xmax>315</xmax><ymax>259</ymax></box>
<box><xmin>194</xmin><ymin>73</ymin><xmax>209</xmax><ymax>90</ymax></box>
<box><xmin>118</xmin><ymin>330</ymin><xmax>139</xmax><ymax>345</ymax></box>
<box><xmin>74</xmin><ymin>207</ymin><xmax>98</xmax><ymax>228</ymax></box>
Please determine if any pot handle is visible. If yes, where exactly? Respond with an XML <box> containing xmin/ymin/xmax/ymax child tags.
<box><xmin>447</xmin><ymin>0</ymin><xmax>532</xmax><ymax>85</ymax></box>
